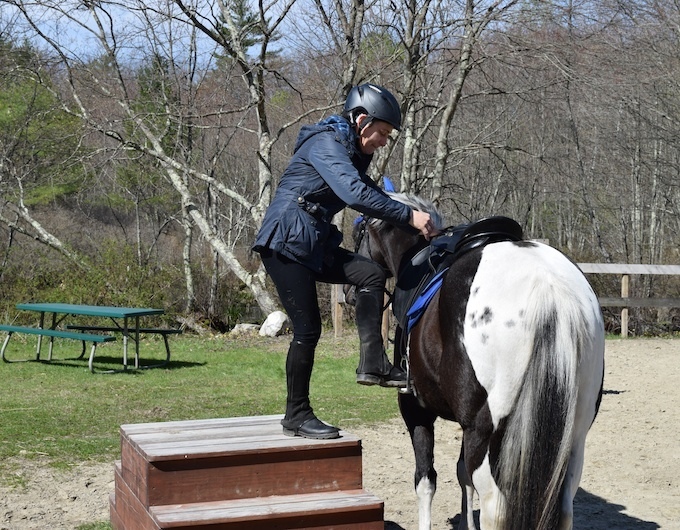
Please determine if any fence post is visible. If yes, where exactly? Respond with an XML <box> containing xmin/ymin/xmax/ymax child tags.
<box><xmin>332</xmin><ymin>284</ymin><xmax>343</xmax><ymax>338</ymax></box>
<box><xmin>621</xmin><ymin>274</ymin><xmax>629</xmax><ymax>338</ymax></box>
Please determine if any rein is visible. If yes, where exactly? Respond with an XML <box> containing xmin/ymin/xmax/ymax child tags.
<box><xmin>353</xmin><ymin>215</ymin><xmax>369</xmax><ymax>254</ymax></box>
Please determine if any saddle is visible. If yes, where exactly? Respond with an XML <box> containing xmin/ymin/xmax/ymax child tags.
<box><xmin>393</xmin><ymin>216</ymin><xmax>523</xmax><ymax>334</ymax></box>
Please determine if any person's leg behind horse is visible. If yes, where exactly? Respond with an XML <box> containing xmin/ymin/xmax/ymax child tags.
<box><xmin>260</xmin><ymin>250</ymin><xmax>339</xmax><ymax>440</ymax></box>
<box><xmin>323</xmin><ymin>248</ymin><xmax>407</xmax><ymax>387</ymax></box>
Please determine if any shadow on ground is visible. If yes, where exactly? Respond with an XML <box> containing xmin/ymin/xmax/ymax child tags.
<box><xmin>384</xmin><ymin>487</ymin><xmax>660</xmax><ymax>530</ymax></box>
<box><xmin>573</xmin><ymin>487</ymin><xmax>660</xmax><ymax>529</ymax></box>
<box><xmin>30</xmin><ymin>356</ymin><xmax>205</xmax><ymax>373</ymax></box>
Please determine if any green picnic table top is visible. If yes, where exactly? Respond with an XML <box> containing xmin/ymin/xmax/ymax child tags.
<box><xmin>16</xmin><ymin>303</ymin><xmax>165</xmax><ymax>319</ymax></box>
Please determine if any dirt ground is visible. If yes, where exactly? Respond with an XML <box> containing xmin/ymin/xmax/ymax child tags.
<box><xmin>1</xmin><ymin>338</ymin><xmax>678</xmax><ymax>529</ymax></box>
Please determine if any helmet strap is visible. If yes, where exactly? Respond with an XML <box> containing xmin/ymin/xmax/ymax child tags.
<box><xmin>356</xmin><ymin>113</ymin><xmax>374</xmax><ymax>132</ymax></box>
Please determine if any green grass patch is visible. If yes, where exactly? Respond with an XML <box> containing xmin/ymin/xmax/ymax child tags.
<box><xmin>77</xmin><ymin>524</ymin><xmax>110</xmax><ymax>530</ymax></box>
<box><xmin>0</xmin><ymin>332</ymin><xmax>400</xmax><ymax>477</ymax></box>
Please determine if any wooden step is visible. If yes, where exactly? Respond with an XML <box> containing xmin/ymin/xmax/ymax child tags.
<box><xmin>119</xmin><ymin>415</ymin><xmax>364</xmax><ymax>507</ymax></box>
<box><xmin>151</xmin><ymin>490</ymin><xmax>384</xmax><ymax>529</ymax></box>
<box><xmin>109</xmin><ymin>493</ymin><xmax>124</xmax><ymax>530</ymax></box>
<box><xmin>111</xmin><ymin>463</ymin><xmax>384</xmax><ymax>530</ymax></box>
<box><xmin>111</xmin><ymin>462</ymin><xmax>157</xmax><ymax>530</ymax></box>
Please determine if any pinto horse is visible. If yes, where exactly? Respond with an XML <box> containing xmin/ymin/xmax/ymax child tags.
<box><xmin>354</xmin><ymin>193</ymin><xmax>605</xmax><ymax>530</ymax></box>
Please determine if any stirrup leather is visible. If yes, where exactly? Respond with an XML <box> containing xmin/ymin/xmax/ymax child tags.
<box><xmin>398</xmin><ymin>341</ymin><xmax>415</xmax><ymax>395</ymax></box>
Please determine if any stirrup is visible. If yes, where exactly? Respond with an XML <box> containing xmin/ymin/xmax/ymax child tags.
<box><xmin>356</xmin><ymin>365</ymin><xmax>408</xmax><ymax>388</ymax></box>
<box><xmin>397</xmin><ymin>344</ymin><xmax>414</xmax><ymax>395</ymax></box>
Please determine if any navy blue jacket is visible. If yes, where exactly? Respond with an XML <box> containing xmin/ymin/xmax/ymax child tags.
<box><xmin>253</xmin><ymin>115</ymin><xmax>411</xmax><ymax>272</ymax></box>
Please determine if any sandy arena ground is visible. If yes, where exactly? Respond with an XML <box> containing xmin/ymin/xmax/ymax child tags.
<box><xmin>1</xmin><ymin>338</ymin><xmax>678</xmax><ymax>529</ymax></box>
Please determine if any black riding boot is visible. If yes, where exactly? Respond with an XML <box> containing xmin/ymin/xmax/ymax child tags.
<box><xmin>281</xmin><ymin>340</ymin><xmax>340</xmax><ymax>440</ymax></box>
<box><xmin>355</xmin><ymin>288</ymin><xmax>408</xmax><ymax>388</ymax></box>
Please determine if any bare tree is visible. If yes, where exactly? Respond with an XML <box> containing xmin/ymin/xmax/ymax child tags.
<box><xmin>5</xmin><ymin>0</ymin><xmax>293</xmax><ymax>313</ymax></box>
<box><xmin>3</xmin><ymin>0</ymin><xmax>680</xmax><ymax>330</ymax></box>
<box><xmin>0</xmin><ymin>32</ymin><xmax>91</xmax><ymax>270</ymax></box>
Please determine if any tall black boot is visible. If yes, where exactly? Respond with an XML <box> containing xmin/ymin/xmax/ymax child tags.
<box><xmin>281</xmin><ymin>340</ymin><xmax>340</xmax><ymax>440</ymax></box>
<box><xmin>354</xmin><ymin>288</ymin><xmax>407</xmax><ymax>388</ymax></box>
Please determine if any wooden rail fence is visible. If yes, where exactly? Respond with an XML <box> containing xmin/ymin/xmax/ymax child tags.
<box><xmin>577</xmin><ymin>263</ymin><xmax>680</xmax><ymax>338</ymax></box>
<box><xmin>332</xmin><ymin>264</ymin><xmax>680</xmax><ymax>339</ymax></box>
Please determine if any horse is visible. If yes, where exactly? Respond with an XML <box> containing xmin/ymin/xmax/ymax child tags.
<box><xmin>353</xmin><ymin>192</ymin><xmax>605</xmax><ymax>530</ymax></box>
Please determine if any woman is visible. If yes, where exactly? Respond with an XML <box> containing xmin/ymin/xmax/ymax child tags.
<box><xmin>253</xmin><ymin>83</ymin><xmax>436</xmax><ymax>440</ymax></box>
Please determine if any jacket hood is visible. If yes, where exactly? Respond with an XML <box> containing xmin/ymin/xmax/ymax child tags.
<box><xmin>293</xmin><ymin>115</ymin><xmax>356</xmax><ymax>153</ymax></box>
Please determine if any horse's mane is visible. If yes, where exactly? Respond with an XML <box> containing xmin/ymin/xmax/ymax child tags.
<box><xmin>371</xmin><ymin>191</ymin><xmax>446</xmax><ymax>230</ymax></box>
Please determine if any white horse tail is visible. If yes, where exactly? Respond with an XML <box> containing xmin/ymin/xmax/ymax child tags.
<box><xmin>496</xmin><ymin>272</ymin><xmax>587</xmax><ymax>530</ymax></box>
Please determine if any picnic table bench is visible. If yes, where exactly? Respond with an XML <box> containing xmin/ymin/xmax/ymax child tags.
<box><xmin>1</xmin><ymin>303</ymin><xmax>181</xmax><ymax>373</ymax></box>
<box><xmin>0</xmin><ymin>325</ymin><xmax>116</xmax><ymax>371</ymax></box>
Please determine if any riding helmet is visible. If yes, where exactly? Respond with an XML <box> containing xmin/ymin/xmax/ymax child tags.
<box><xmin>343</xmin><ymin>83</ymin><xmax>402</xmax><ymax>130</ymax></box>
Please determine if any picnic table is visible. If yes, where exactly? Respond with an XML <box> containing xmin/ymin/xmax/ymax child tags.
<box><xmin>0</xmin><ymin>303</ymin><xmax>181</xmax><ymax>373</ymax></box>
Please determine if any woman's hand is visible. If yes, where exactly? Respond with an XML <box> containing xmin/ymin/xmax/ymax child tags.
<box><xmin>410</xmin><ymin>210</ymin><xmax>439</xmax><ymax>241</ymax></box>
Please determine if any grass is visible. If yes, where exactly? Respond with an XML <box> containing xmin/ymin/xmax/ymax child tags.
<box><xmin>3</xmin><ymin>330</ymin><xmax>666</xmax><ymax>474</ymax></box>
<box><xmin>0</xmin><ymin>331</ymin><xmax>400</xmax><ymax>474</ymax></box>
<box><xmin>1</xmin><ymin>330</ymin><xmax>402</xmax><ymax>529</ymax></box>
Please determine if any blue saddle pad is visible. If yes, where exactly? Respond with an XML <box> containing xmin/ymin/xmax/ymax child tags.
<box><xmin>404</xmin><ymin>267</ymin><xmax>449</xmax><ymax>334</ymax></box>
<box><xmin>394</xmin><ymin>216</ymin><xmax>523</xmax><ymax>336</ymax></box>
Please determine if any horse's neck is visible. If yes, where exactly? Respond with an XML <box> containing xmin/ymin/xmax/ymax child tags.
<box><xmin>382</xmin><ymin>229</ymin><xmax>426</xmax><ymax>278</ymax></box>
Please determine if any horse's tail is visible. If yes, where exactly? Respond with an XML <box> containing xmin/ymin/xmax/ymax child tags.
<box><xmin>496</xmin><ymin>275</ymin><xmax>587</xmax><ymax>530</ymax></box>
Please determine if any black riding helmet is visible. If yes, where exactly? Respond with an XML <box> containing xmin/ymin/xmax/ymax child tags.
<box><xmin>343</xmin><ymin>83</ymin><xmax>402</xmax><ymax>131</ymax></box>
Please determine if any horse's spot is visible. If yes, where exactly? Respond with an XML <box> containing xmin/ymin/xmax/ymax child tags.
<box><xmin>480</xmin><ymin>307</ymin><xmax>493</xmax><ymax>324</ymax></box>
<box><xmin>468</xmin><ymin>308</ymin><xmax>493</xmax><ymax>328</ymax></box>
<box><xmin>505</xmin><ymin>320</ymin><xmax>516</xmax><ymax>328</ymax></box>
<box><xmin>472</xmin><ymin>286</ymin><xmax>480</xmax><ymax>296</ymax></box>
<box><xmin>481</xmin><ymin>333</ymin><xmax>489</xmax><ymax>344</ymax></box>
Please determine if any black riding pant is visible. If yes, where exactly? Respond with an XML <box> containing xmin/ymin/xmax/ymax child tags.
<box><xmin>260</xmin><ymin>248</ymin><xmax>386</xmax><ymax>346</ymax></box>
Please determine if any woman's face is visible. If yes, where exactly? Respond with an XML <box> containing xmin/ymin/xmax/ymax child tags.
<box><xmin>357</xmin><ymin>115</ymin><xmax>394</xmax><ymax>155</ymax></box>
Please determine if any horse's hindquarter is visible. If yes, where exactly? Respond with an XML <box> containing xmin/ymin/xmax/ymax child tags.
<box><xmin>431</xmin><ymin>240</ymin><xmax>606</xmax><ymax>528</ymax></box>
<box><xmin>455</xmin><ymin>241</ymin><xmax>605</xmax><ymax>429</ymax></box>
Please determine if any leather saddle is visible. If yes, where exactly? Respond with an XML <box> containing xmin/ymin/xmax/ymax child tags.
<box><xmin>393</xmin><ymin>216</ymin><xmax>523</xmax><ymax>333</ymax></box>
